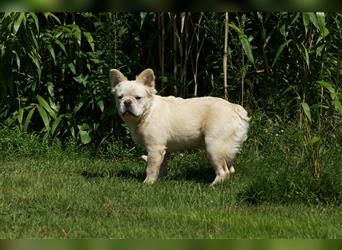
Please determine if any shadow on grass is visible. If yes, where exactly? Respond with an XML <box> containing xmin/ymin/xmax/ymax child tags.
<box><xmin>80</xmin><ymin>165</ymin><xmax>215</xmax><ymax>184</ymax></box>
<box><xmin>80</xmin><ymin>169</ymin><xmax>145</xmax><ymax>182</ymax></box>
<box><xmin>168</xmin><ymin>165</ymin><xmax>215</xmax><ymax>184</ymax></box>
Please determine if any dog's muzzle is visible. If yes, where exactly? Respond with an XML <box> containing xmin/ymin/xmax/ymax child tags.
<box><xmin>124</xmin><ymin>99</ymin><xmax>132</xmax><ymax>107</ymax></box>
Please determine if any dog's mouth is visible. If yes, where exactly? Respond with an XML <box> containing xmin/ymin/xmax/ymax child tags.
<box><xmin>122</xmin><ymin>110</ymin><xmax>139</xmax><ymax>117</ymax></box>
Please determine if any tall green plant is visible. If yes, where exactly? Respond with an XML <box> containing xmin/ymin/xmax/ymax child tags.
<box><xmin>263</xmin><ymin>12</ymin><xmax>342</xmax><ymax>176</ymax></box>
<box><xmin>0</xmin><ymin>13</ymin><xmax>115</xmax><ymax>144</ymax></box>
<box><xmin>0</xmin><ymin>12</ymin><xmax>341</xmax><ymax>156</ymax></box>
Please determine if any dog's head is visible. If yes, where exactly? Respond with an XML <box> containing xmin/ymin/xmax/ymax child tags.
<box><xmin>109</xmin><ymin>68</ymin><xmax>157</xmax><ymax>121</ymax></box>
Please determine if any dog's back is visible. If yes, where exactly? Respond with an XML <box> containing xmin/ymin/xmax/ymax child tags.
<box><xmin>148</xmin><ymin>95</ymin><xmax>249</xmax><ymax>155</ymax></box>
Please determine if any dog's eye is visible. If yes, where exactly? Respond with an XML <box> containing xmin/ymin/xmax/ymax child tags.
<box><xmin>118</xmin><ymin>95</ymin><xmax>123</xmax><ymax>99</ymax></box>
<box><xmin>136</xmin><ymin>96</ymin><xmax>142</xmax><ymax>100</ymax></box>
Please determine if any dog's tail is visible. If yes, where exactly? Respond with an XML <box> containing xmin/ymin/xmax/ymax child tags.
<box><xmin>234</xmin><ymin>104</ymin><xmax>250</xmax><ymax>123</ymax></box>
<box><xmin>234</xmin><ymin>104</ymin><xmax>250</xmax><ymax>139</ymax></box>
<box><xmin>227</xmin><ymin>104</ymin><xmax>250</xmax><ymax>160</ymax></box>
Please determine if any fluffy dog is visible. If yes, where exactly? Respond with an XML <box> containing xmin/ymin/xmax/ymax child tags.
<box><xmin>110</xmin><ymin>68</ymin><xmax>250</xmax><ymax>185</ymax></box>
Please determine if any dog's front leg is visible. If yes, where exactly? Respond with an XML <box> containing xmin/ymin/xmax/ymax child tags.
<box><xmin>143</xmin><ymin>146</ymin><xmax>166</xmax><ymax>184</ymax></box>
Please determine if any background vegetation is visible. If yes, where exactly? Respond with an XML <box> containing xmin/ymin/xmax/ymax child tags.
<box><xmin>0</xmin><ymin>13</ymin><xmax>342</xmax><ymax>233</ymax></box>
<box><xmin>1</xmin><ymin>12</ymin><xmax>341</xmax><ymax>144</ymax></box>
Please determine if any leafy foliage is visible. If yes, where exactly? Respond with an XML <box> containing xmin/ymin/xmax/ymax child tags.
<box><xmin>0</xmin><ymin>13</ymin><xmax>117</xmax><ymax>145</ymax></box>
<box><xmin>237</xmin><ymin>112</ymin><xmax>342</xmax><ymax>204</ymax></box>
<box><xmin>0</xmin><ymin>12</ymin><xmax>341</xmax><ymax>160</ymax></box>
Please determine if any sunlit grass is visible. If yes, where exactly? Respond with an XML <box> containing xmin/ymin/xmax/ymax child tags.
<box><xmin>0</xmin><ymin>126</ymin><xmax>341</xmax><ymax>238</ymax></box>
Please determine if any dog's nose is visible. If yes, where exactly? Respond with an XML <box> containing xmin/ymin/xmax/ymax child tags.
<box><xmin>124</xmin><ymin>99</ymin><xmax>132</xmax><ymax>107</ymax></box>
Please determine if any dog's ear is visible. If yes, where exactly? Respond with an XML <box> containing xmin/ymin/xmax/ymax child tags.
<box><xmin>109</xmin><ymin>69</ymin><xmax>127</xmax><ymax>91</ymax></box>
<box><xmin>136</xmin><ymin>68</ymin><xmax>155</xmax><ymax>89</ymax></box>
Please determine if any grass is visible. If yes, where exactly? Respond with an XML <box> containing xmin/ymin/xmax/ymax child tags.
<box><xmin>0</xmin><ymin>120</ymin><xmax>342</xmax><ymax>238</ymax></box>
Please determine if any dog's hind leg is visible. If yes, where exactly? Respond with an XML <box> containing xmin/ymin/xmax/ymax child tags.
<box><xmin>226</xmin><ymin>157</ymin><xmax>235</xmax><ymax>174</ymax></box>
<box><xmin>209</xmin><ymin>155</ymin><xmax>229</xmax><ymax>186</ymax></box>
<box><xmin>206</xmin><ymin>143</ymin><xmax>230</xmax><ymax>186</ymax></box>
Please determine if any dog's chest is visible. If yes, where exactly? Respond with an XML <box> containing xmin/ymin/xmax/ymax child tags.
<box><xmin>129</xmin><ymin>128</ymin><xmax>145</xmax><ymax>146</ymax></box>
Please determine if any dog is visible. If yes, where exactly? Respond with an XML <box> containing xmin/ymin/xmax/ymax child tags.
<box><xmin>110</xmin><ymin>68</ymin><xmax>250</xmax><ymax>185</ymax></box>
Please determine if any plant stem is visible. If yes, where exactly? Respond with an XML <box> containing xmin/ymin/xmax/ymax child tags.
<box><xmin>223</xmin><ymin>12</ymin><xmax>229</xmax><ymax>100</ymax></box>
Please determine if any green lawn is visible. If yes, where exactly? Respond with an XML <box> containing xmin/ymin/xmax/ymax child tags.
<box><xmin>0</xmin><ymin>127</ymin><xmax>341</xmax><ymax>238</ymax></box>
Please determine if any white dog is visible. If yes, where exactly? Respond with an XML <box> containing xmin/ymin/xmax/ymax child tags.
<box><xmin>110</xmin><ymin>68</ymin><xmax>250</xmax><ymax>185</ymax></box>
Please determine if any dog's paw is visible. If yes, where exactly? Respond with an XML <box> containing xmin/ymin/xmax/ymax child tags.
<box><xmin>143</xmin><ymin>176</ymin><xmax>157</xmax><ymax>184</ymax></box>
<box><xmin>141</xmin><ymin>155</ymin><xmax>148</xmax><ymax>162</ymax></box>
<box><xmin>210</xmin><ymin>174</ymin><xmax>229</xmax><ymax>186</ymax></box>
<box><xmin>229</xmin><ymin>166</ymin><xmax>235</xmax><ymax>174</ymax></box>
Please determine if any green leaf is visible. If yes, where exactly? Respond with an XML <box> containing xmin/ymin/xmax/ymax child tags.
<box><xmin>47</xmin><ymin>82</ymin><xmax>54</xmax><ymax>97</ymax></box>
<box><xmin>71</xmin><ymin>24</ymin><xmax>82</xmax><ymax>46</ymax></box>
<box><xmin>316</xmin><ymin>12</ymin><xmax>329</xmax><ymax>43</ymax></box>
<box><xmin>42</xmin><ymin>130</ymin><xmax>50</xmax><ymax>142</ymax></box>
<box><xmin>55</xmin><ymin>39</ymin><xmax>66</xmax><ymax>55</ymax></box>
<box><xmin>1</xmin><ymin>44</ymin><xmax>5</xmax><ymax>57</ymax></box>
<box><xmin>302</xmin><ymin>13</ymin><xmax>310</xmax><ymax>35</ymax></box>
<box><xmin>290</xmin><ymin>13</ymin><xmax>300</xmax><ymax>25</ymax></box>
<box><xmin>51</xmin><ymin>115</ymin><xmax>63</xmax><ymax>136</ymax></box>
<box><xmin>140</xmin><ymin>12</ymin><xmax>148</xmax><ymax>28</ymax></box>
<box><xmin>74</xmin><ymin>102</ymin><xmax>84</xmax><ymax>113</ymax></box>
<box><xmin>282</xmin><ymin>85</ymin><xmax>296</xmax><ymax>95</ymax></box>
<box><xmin>272</xmin><ymin>39</ymin><xmax>292</xmax><ymax>67</ymax></box>
<box><xmin>73</xmin><ymin>74</ymin><xmax>88</xmax><ymax>87</ymax></box>
<box><xmin>316</xmin><ymin>44</ymin><xmax>325</xmax><ymax>57</ymax></box>
<box><xmin>333</xmin><ymin>99</ymin><xmax>342</xmax><ymax>115</ymax></box>
<box><xmin>18</xmin><ymin>107</ymin><xmax>24</xmax><ymax>127</ymax></box>
<box><xmin>226</xmin><ymin>23</ymin><xmax>254</xmax><ymax>65</ymax></box>
<box><xmin>13</xmin><ymin>13</ymin><xmax>25</xmax><ymax>34</ymax></box>
<box><xmin>12</xmin><ymin>50</ymin><xmax>21</xmax><ymax>71</ymax></box>
<box><xmin>311</xmin><ymin>136</ymin><xmax>320</xmax><ymax>144</ymax></box>
<box><xmin>78</xmin><ymin>123</ymin><xmax>90</xmax><ymax>131</ymax></box>
<box><xmin>97</xmin><ymin>100</ymin><xmax>104</xmax><ymax>112</ymax></box>
<box><xmin>83</xmin><ymin>32</ymin><xmax>95</xmax><ymax>51</ymax></box>
<box><xmin>279</xmin><ymin>24</ymin><xmax>286</xmax><ymax>37</ymax></box>
<box><xmin>322</xmin><ymin>27</ymin><xmax>329</xmax><ymax>38</ymax></box>
<box><xmin>36</xmin><ymin>95</ymin><xmax>57</xmax><ymax>119</ymax></box>
<box><xmin>318</xmin><ymin>80</ymin><xmax>335</xmax><ymax>94</ymax></box>
<box><xmin>68</xmin><ymin>63</ymin><xmax>76</xmax><ymax>74</ymax></box>
<box><xmin>79</xmin><ymin>130</ymin><xmax>91</xmax><ymax>144</ymax></box>
<box><xmin>308</xmin><ymin>12</ymin><xmax>319</xmax><ymax>30</ymax></box>
<box><xmin>227</xmin><ymin>23</ymin><xmax>242</xmax><ymax>33</ymax></box>
<box><xmin>301</xmin><ymin>102</ymin><xmax>312</xmax><ymax>123</ymax></box>
<box><xmin>46</xmin><ymin>44</ymin><xmax>56</xmax><ymax>64</ymax></box>
<box><xmin>28</xmin><ymin>52</ymin><xmax>41</xmax><ymax>80</ymax></box>
<box><xmin>301</xmin><ymin>44</ymin><xmax>310</xmax><ymax>68</ymax></box>
<box><xmin>316</xmin><ymin>12</ymin><xmax>326</xmax><ymax>31</ymax></box>
<box><xmin>44</xmin><ymin>12</ymin><xmax>61</xmax><ymax>24</ymax></box>
<box><xmin>29</xmin><ymin>12</ymin><xmax>39</xmax><ymax>32</ymax></box>
<box><xmin>37</xmin><ymin>105</ymin><xmax>50</xmax><ymax>129</ymax></box>
<box><xmin>239</xmin><ymin>34</ymin><xmax>255</xmax><ymax>65</ymax></box>
<box><xmin>49</xmin><ymin>100</ymin><xmax>59</xmax><ymax>113</ymax></box>
<box><xmin>30</xmin><ymin>29</ymin><xmax>38</xmax><ymax>49</ymax></box>
<box><xmin>23</xmin><ymin>106</ymin><xmax>36</xmax><ymax>131</ymax></box>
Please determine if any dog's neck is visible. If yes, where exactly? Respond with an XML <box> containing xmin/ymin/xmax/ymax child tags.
<box><xmin>125</xmin><ymin>95</ymin><xmax>155</xmax><ymax>128</ymax></box>
<box><xmin>124</xmin><ymin>95</ymin><xmax>156</xmax><ymax>147</ymax></box>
